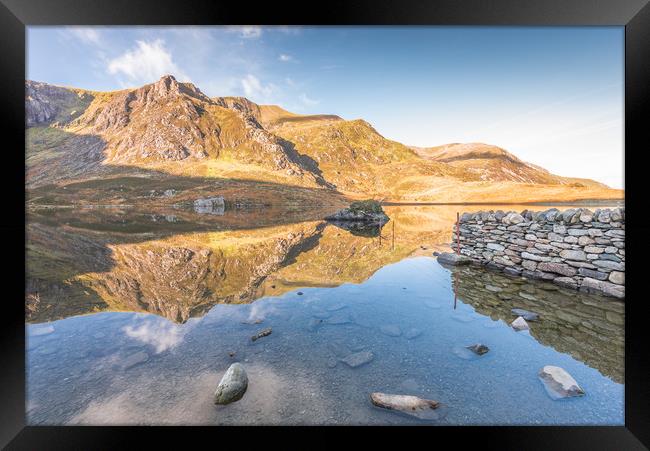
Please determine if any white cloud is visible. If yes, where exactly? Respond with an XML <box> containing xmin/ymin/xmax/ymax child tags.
<box><xmin>107</xmin><ymin>39</ymin><xmax>190</xmax><ymax>85</ymax></box>
<box><xmin>241</xmin><ymin>74</ymin><xmax>275</xmax><ymax>99</ymax></box>
<box><xmin>299</xmin><ymin>93</ymin><xmax>320</xmax><ymax>106</ymax></box>
<box><xmin>65</xmin><ymin>27</ymin><xmax>102</xmax><ymax>45</ymax></box>
<box><xmin>278</xmin><ymin>54</ymin><xmax>293</xmax><ymax>62</ymax></box>
<box><xmin>123</xmin><ymin>319</ymin><xmax>190</xmax><ymax>354</ymax></box>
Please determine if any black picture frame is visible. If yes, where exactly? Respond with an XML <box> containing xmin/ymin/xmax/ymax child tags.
<box><xmin>2</xmin><ymin>0</ymin><xmax>648</xmax><ymax>448</ymax></box>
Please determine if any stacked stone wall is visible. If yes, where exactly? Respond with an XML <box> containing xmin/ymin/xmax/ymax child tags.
<box><xmin>451</xmin><ymin>207</ymin><xmax>625</xmax><ymax>299</ymax></box>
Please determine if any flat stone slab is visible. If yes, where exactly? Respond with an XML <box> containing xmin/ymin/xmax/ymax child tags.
<box><xmin>340</xmin><ymin>350</ymin><xmax>374</xmax><ymax>368</ymax></box>
<box><xmin>538</xmin><ymin>365</ymin><xmax>585</xmax><ymax>400</ymax></box>
<box><xmin>437</xmin><ymin>252</ymin><xmax>471</xmax><ymax>266</ymax></box>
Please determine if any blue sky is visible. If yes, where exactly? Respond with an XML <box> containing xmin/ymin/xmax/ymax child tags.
<box><xmin>27</xmin><ymin>26</ymin><xmax>624</xmax><ymax>188</ymax></box>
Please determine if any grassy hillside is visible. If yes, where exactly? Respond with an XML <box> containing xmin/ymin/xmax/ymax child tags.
<box><xmin>25</xmin><ymin>76</ymin><xmax>624</xmax><ymax>205</ymax></box>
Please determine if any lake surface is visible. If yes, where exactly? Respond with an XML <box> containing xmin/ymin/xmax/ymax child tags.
<box><xmin>26</xmin><ymin>203</ymin><xmax>624</xmax><ymax>425</ymax></box>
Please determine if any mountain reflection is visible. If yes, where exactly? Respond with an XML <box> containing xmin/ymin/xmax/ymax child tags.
<box><xmin>26</xmin><ymin>204</ymin><xmax>624</xmax><ymax>383</ymax></box>
<box><xmin>26</xmin><ymin>205</ymin><xmax>446</xmax><ymax>323</ymax></box>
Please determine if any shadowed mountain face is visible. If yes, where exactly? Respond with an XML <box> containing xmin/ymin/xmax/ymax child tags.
<box><xmin>449</xmin><ymin>263</ymin><xmax>624</xmax><ymax>383</ymax></box>
<box><xmin>26</xmin><ymin>76</ymin><xmax>622</xmax><ymax>204</ymax></box>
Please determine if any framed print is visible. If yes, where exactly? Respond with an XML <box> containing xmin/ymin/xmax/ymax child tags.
<box><xmin>1</xmin><ymin>0</ymin><xmax>649</xmax><ymax>448</ymax></box>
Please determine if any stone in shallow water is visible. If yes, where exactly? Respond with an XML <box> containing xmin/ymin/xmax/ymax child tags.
<box><xmin>511</xmin><ymin>316</ymin><xmax>530</xmax><ymax>331</ymax></box>
<box><xmin>340</xmin><ymin>350</ymin><xmax>374</xmax><ymax>368</ymax></box>
<box><xmin>538</xmin><ymin>365</ymin><xmax>585</xmax><ymax>400</ymax></box>
<box><xmin>466</xmin><ymin>343</ymin><xmax>490</xmax><ymax>355</ymax></box>
<box><xmin>511</xmin><ymin>308</ymin><xmax>539</xmax><ymax>321</ymax></box>
<box><xmin>327</xmin><ymin>313</ymin><xmax>351</xmax><ymax>325</ymax></box>
<box><xmin>122</xmin><ymin>350</ymin><xmax>149</xmax><ymax>370</ymax></box>
<box><xmin>251</xmin><ymin>327</ymin><xmax>272</xmax><ymax>342</ymax></box>
<box><xmin>380</xmin><ymin>324</ymin><xmax>402</xmax><ymax>337</ymax></box>
<box><xmin>214</xmin><ymin>363</ymin><xmax>248</xmax><ymax>405</ymax></box>
<box><xmin>437</xmin><ymin>252</ymin><xmax>471</xmax><ymax>266</ymax></box>
<box><xmin>370</xmin><ymin>393</ymin><xmax>441</xmax><ymax>420</ymax></box>
<box><xmin>405</xmin><ymin>328</ymin><xmax>423</xmax><ymax>340</ymax></box>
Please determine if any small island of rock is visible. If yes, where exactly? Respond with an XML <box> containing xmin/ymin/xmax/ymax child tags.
<box><xmin>325</xmin><ymin>200</ymin><xmax>390</xmax><ymax>237</ymax></box>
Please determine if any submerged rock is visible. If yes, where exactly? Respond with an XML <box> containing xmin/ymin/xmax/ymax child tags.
<box><xmin>466</xmin><ymin>343</ymin><xmax>490</xmax><ymax>355</ymax></box>
<box><xmin>340</xmin><ymin>350</ymin><xmax>374</xmax><ymax>368</ymax></box>
<box><xmin>122</xmin><ymin>350</ymin><xmax>149</xmax><ymax>370</ymax></box>
<box><xmin>538</xmin><ymin>365</ymin><xmax>585</xmax><ymax>399</ymax></box>
<box><xmin>251</xmin><ymin>327</ymin><xmax>272</xmax><ymax>342</ymax></box>
<box><xmin>437</xmin><ymin>252</ymin><xmax>471</xmax><ymax>266</ymax></box>
<box><xmin>214</xmin><ymin>363</ymin><xmax>248</xmax><ymax>405</ymax></box>
<box><xmin>370</xmin><ymin>392</ymin><xmax>440</xmax><ymax>420</ymax></box>
<box><xmin>379</xmin><ymin>324</ymin><xmax>402</xmax><ymax>337</ymax></box>
<box><xmin>405</xmin><ymin>327</ymin><xmax>423</xmax><ymax>340</ymax></box>
<box><xmin>511</xmin><ymin>316</ymin><xmax>530</xmax><ymax>331</ymax></box>
<box><xmin>511</xmin><ymin>308</ymin><xmax>540</xmax><ymax>321</ymax></box>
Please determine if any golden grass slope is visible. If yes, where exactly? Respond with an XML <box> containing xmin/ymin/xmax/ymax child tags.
<box><xmin>26</xmin><ymin>76</ymin><xmax>623</xmax><ymax>204</ymax></box>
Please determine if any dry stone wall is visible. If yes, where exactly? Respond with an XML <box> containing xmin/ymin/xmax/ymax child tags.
<box><xmin>451</xmin><ymin>207</ymin><xmax>625</xmax><ymax>299</ymax></box>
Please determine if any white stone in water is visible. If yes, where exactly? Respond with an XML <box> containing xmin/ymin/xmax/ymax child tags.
<box><xmin>538</xmin><ymin>365</ymin><xmax>585</xmax><ymax>399</ymax></box>
<box><xmin>214</xmin><ymin>363</ymin><xmax>248</xmax><ymax>405</ymax></box>
<box><xmin>511</xmin><ymin>316</ymin><xmax>530</xmax><ymax>331</ymax></box>
<box><xmin>370</xmin><ymin>392</ymin><xmax>441</xmax><ymax>420</ymax></box>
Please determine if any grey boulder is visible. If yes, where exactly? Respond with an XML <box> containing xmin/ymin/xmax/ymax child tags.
<box><xmin>214</xmin><ymin>363</ymin><xmax>249</xmax><ymax>405</ymax></box>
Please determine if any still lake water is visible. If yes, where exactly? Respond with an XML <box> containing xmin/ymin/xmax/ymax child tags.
<box><xmin>26</xmin><ymin>204</ymin><xmax>624</xmax><ymax>425</ymax></box>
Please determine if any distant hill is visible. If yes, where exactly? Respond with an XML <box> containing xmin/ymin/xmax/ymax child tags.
<box><xmin>26</xmin><ymin>75</ymin><xmax>623</xmax><ymax>204</ymax></box>
<box><xmin>411</xmin><ymin>143</ymin><xmax>608</xmax><ymax>188</ymax></box>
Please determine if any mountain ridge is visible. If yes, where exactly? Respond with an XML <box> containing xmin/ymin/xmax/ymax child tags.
<box><xmin>26</xmin><ymin>75</ymin><xmax>622</xmax><ymax>204</ymax></box>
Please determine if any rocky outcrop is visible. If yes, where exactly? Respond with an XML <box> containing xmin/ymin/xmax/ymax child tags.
<box><xmin>214</xmin><ymin>363</ymin><xmax>248</xmax><ymax>404</ymax></box>
<box><xmin>451</xmin><ymin>207</ymin><xmax>625</xmax><ymax>298</ymax></box>
<box><xmin>326</xmin><ymin>200</ymin><xmax>389</xmax><ymax>224</ymax></box>
<box><xmin>26</xmin><ymin>81</ymin><xmax>88</xmax><ymax>126</ymax></box>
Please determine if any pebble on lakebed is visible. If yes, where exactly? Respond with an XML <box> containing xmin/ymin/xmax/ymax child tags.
<box><xmin>511</xmin><ymin>316</ymin><xmax>530</xmax><ymax>331</ymax></box>
<box><xmin>214</xmin><ymin>363</ymin><xmax>249</xmax><ymax>405</ymax></box>
<box><xmin>538</xmin><ymin>365</ymin><xmax>585</xmax><ymax>400</ymax></box>
<box><xmin>251</xmin><ymin>327</ymin><xmax>272</xmax><ymax>342</ymax></box>
<box><xmin>370</xmin><ymin>393</ymin><xmax>441</xmax><ymax>420</ymax></box>
<box><xmin>466</xmin><ymin>343</ymin><xmax>490</xmax><ymax>355</ymax></box>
